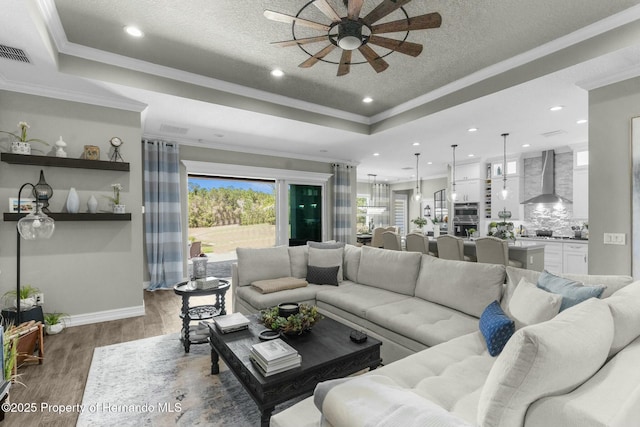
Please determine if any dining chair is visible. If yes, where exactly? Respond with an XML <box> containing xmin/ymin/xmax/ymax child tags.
<box><xmin>437</xmin><ymin>235</ymin><xmax>472</xmax><ymax>261</ymax></box>
<box><xmin>475</xmin><ymin>236</ymin><xmax>523</xmax><ymax>267</ymax></box>
<box><xmin>370</xmin><ymin>227</ymin><xmax>386</xmax><ymax>248</ymax></box>
<box><xmin>405</xmin><ymin>232</ymin><xmax>434</xmax><ymax>255</ymax></box>
<box><xmin>382</xmin><ymin>231</ymin><xmax>402</xmax><ymax>251</ymax></box>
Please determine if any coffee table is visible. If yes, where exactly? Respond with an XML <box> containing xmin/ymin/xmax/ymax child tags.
<box><xmin>208</xmin><ymin>314</ymin><xmax>382</xmax><ymax>426</ymax></box>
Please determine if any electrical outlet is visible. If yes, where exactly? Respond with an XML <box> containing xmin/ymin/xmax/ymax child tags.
<box><xmin>603</xmin><ymin>233</ymin><xmax>626</xmax><ymax>245</ymax></box>
<box><xmin>36</xmin><ymin>292</ymin><xmax>44</xmax><ymax>305</ymax></box>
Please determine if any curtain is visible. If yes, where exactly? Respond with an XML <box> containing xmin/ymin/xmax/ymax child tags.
<box><xmin>143</xmin><ymin>140</ymin><xmax>183</xmax><ymax>290</ymax></box>
<box><xmin>333</xmin><ymin>163</ymin><xmax>353</xmax><ymax>244</ymax></box>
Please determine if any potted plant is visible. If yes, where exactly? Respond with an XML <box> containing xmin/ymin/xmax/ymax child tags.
<box><xmin>411</xmin><ymin>217</ymin><xmax>428</xmax><ymax>229</ymax></box>
<box><xmin>260</xmin><ymin>304</ymin><xmax>322</xmax><ymax>336</ymax></box>
<box><xmin>107</xmin><ymin>183</ymin><xmax>125</xmax><ymax>213</ymax></box>
<box><xmin>1</xmin><ymin>121</ymin><xmax>49</xmax><ymax>155</ymax></box>
<box><xmin>2</xmin><ymin>284</ymin><xmax>40</xmax><ymax>311</ymax></box>
<box><xmin>44</xmin><ymin>312</ymin><xmax>69</xmax><ymax>335</ymax></box>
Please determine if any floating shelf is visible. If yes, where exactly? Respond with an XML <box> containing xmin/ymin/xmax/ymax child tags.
<box><xmin>1</xmin><ymin>153</ymin><xmax>129</xmax><ymax>171</ymax></box>
<box><xmin>3</xmin><ymin>212</ymin><xmax>131</xmax><ymax>221</ymax></box>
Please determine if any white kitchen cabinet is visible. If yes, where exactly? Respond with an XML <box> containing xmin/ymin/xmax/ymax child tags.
<box><xmin>455</xmin><ymin>179</ymin><xmax>480</xmax><ymax>202</ymax></box>
<box><xmin>491</xmin><ymin>178</ymin><xmax>521</xmax><ymax>220</ymax></box>
<box><xmin>563</xmin><ymin>243</ymin><xmax>588</xmax><ymax>274</ymax></box>
<box><xmin>456</xmin><ymin>162</ymin><xmax>480</xmax><ymax>181</ymax></box>
<box><xmin>542</xmin><ymin>241</ymin><xmax>563</xmax><ymax>274</ymax></box>
<box><xmin>573</xmin><ymin>168</ymin><xmax>588</xmax><ymax>219</ymax></box>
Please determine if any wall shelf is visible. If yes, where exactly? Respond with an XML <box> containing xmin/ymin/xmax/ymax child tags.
<box><xmin>3</xmin><ymin>212</ymin><xmax>131</xmax><ymax>221</ymax></box>
<box><xmin>1</xmin><ymin>153</ymin><xmax>129</xmax><ymax>171</ymax></box>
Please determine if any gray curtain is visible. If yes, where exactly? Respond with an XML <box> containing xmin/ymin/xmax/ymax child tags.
<box><xmin>143</xmin><ymin>140</ymin><xmax>183</xmax><ymax>290</ymax></box>
<box><xmin>333</xmin><ymin>163</ymin><xmax>353</xmax><ymax>244</ymax></box>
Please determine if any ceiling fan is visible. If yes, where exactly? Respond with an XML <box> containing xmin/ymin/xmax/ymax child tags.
<box><xmin>264</xmin><ymin>0</ymin><xmax>442</xmax><ymax>76</ymax></box>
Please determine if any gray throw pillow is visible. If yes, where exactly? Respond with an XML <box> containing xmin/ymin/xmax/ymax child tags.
<box><xmin>307</xmin><ymin>241</ymin><xmax>346</xmax><ymax>249</ymax></box>
<box><xmin>306</xmin><ymin>265</ymin><xmax>340</xmax><ymax>286</ymax></box>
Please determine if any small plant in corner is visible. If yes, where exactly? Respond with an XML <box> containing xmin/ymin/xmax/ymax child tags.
<box><xmin>44</xmin><ymin>312</ymin><xmax>69</xmax><ymax>335</ymax></box>
<box><xmin>2</xmin><ymin>284</ymin><xmax>40</xmax><ymax>311</ymax></box>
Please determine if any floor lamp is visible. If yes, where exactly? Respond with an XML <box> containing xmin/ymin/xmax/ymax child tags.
<box><xmin>15</xmin><ymin>183</ymin><xmax>55</xmax><ymax>325</ymax></box>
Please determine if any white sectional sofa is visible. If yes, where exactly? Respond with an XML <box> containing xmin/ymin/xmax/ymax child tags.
<box><xmin>232</xmin><ymin>243</ymin><xmax>640</xmax><ymax>427</ymax></box>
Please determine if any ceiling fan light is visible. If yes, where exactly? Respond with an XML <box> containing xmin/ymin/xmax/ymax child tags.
<box><xmin>338</xmin><ymin>35</ymin><xmax>362</xmax><ymax>50</ymax></box>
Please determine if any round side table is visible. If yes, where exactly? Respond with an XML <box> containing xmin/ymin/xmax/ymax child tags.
<box><xmin>173</xmin><ymin>280</ymin><xmax>230</xmax><ymax>353</ymax></box>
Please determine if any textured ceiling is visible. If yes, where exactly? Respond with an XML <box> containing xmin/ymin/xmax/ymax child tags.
<box><xmin>53</xmin><ymin>0</ymin><xmax>640</xmax><ymax>116</ymax></box>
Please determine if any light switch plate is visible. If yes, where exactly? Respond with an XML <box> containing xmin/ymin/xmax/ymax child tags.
<box><xmin>604</xmin><ymin>233</ymin><xmax>626</xmax><ymax>245</ymax></box>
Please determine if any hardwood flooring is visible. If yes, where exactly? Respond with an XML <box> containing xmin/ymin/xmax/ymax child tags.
<box><xmin>2</xmin><ymin>289</ymin><xmax>213</xmax><ymax>427</ymax></box>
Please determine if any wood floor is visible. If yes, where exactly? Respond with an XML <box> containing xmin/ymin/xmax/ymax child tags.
<box><xmin>3</xmin><ymin>289</ymin><xmax>206</xmax><ymax>427</ymax></box>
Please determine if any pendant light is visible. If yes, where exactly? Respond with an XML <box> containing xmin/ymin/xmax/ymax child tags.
<box><xmin>414</xmin><ymin>153</ymin><xmax>421</xmax><ymax>201</ymax></box>
<box><xmin>500</xmin><ymin>133</ymin><xmax>509</xmax><ymax>200</ymax></box>
<box><xmin>450</xmin><ymin>144</ymin><xmax>458</xmax><ymax>202</ymax></box>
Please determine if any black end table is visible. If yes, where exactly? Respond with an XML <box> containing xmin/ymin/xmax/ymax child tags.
<box><xmin>173</xmin><ymin>280</ymin><xmax>230</xmax><ymax>353</ymax></box>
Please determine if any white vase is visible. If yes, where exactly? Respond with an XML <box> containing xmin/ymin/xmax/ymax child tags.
<box><xmin>66</xmin><ymin>187</ymin><xmax>80</xmax><ymax>213</ymax></box>
<box><xmin>113</xmin><ymin>204</ymin><xmax>125</xmax><ymax>214</ymax></box>
<box><xmin>45</xmin><ymin>324</ymin><xmax>64</xmax><ymax>335</ymax></box>
<box><xmin>13</xmin><ymin>297</ymin><xmax>36</xmax><ymax>310</ymax></box>
<box><xmin>87</xmin><ymin>194</ymin><xmax>98</xmax><ymax>213</ymax></box>
<box><xmin>11</xmin><ymin>141</ymin><xmax>31</xmax><ymax>155</ymax></box>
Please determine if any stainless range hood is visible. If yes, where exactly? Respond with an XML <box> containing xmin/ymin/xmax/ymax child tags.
<box><xmin>522</xmin><ymin>150</ymin><xmax>572</xmax><ymax>204</ymax></box>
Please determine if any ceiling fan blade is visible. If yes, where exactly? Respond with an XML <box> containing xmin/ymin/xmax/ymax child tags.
<box><xmin>358</xmin><ymin>44</ymin><xmax>389</xmax><ymax>73</ymax></box>
<box><xmin>313</xmin><ymin>0</ymin><xmax>342</xmax><ymax>23</ymax></box>
<box><xmin>363</xmin><ymin>0</ymin><xmax>412</xmax><ymax>25</ymax></box>
<box><xmin>299</xmin><ymin>44</ymin><xmax>337</xmax><ymax>68</ymax></box>
<box><xmin>348</xmin><ymin>0</ymin><xmax>365</xmax><ymax>20</ymax></box>
<box><xmin>371</xmin><ymin>12</ymin><xmax>442</xmax><ymax>34</ymax></box>
<box><xmin>264</xmin><ymin>10</ymin><xmax>330</xmax><ymax>31</ymax></box>
<box><xmin>271</xmin><ymin>35</ymin><xmax>329</xmax><ymax>47</ymax></box>
<box><xmin>337</xmin><ymin>50</ymin><xmax>352</xmax><ymax>76</ymax></box>
<box><xmin>367</xmin><ymin>35</ymin><xmax>423</xmax><ymax>57</ymax></box>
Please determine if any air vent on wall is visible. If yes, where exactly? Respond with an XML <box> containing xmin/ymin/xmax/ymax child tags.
<box><xmin>540</xmin><ymin>129</ymin><xmax>567</xmax><ymax>138</ymax></box>
<box><xmin>0</xmin><ymin>44</ymin><xmax>30</xmax><ymax>63</ymax></box>
<box><xmin>159</xmin><ymin>124</ymin><xmax>189</xmax><ymax>135</ymax></box>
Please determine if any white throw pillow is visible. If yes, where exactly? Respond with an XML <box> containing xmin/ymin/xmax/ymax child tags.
<box><xmin>288</xmin><ymin>245</ymin><xmax>309</xmax><ymax>279</ymax></box>
<box><xmin>477</xmin><ymin>298</ymin><xmax>614</xmax><ymax>427</ymax></box>
<box><xmin>605</xmin><ymin>280</ymin><xmax>640</xmax><ymax>358</ymax></box>
<box><xmin>508</xmin><ymin>278</ymin><xmax>562</xmax><ymax>328</ymax></box>
<box><xmin>236</xmin><ymin>246</ymin><xmax>291</xmax><ymax>287</ymax></box>
<box><xmin>308</xmin><ymin>246</ymin><xmax>344</xmax><ymax>282</ymax></box>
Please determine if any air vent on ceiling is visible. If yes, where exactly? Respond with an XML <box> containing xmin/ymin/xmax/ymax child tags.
<box><xmin>540</xmin><ymin>129</ymin><xmax>567</xmax><ymax>138</ymax></box>
<box><xmin>159</xmin><ymin>124</ymin><xmax>189</xmax><ymax>135</ymax></box>
<box><xmin>0</xmin><ymin>44</ymin><xmax>30</xmax><ymax>63</ymax></box>
<box><xmin>401</xmin><ymin>167</ymin><xmax>413</xmax><ymax>170</ymax></box>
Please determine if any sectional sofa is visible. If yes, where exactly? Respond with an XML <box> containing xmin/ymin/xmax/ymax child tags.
<box><xmin>232</xmin><ymin>243</ymin><xmax>640</xmax><ymax>426</ymax></box>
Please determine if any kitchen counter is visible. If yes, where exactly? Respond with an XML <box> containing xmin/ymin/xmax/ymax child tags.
<box><xmin>428</xmin><ymin>239</ymin><xmax>545</xmax><ymax>271</ymax></box>
<box><xmin>517</xmin><ymin>236</ymin><xmax>588</xmax><ymax>244</ymax></box>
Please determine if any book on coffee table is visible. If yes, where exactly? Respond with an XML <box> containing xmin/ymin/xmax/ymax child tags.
<box><xmin>214</xmin><ymin>312</ymin><xmax>250</xmax><ymax>333</ymax></box>
<box><xmin>249</xmin><ymin>353</ymin><xmax>301</xmax><ymax>376</ymax></box>
<box><xmin>249</xmin><ymin>338</ymin><xmax>301</xmax><ymax>376</ymax></box>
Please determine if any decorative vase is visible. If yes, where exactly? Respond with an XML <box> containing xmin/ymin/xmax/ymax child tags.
<box><xmin>87</xmin><ymin>195</ymin><xmax>98</xmax><ymax>213</ymax></box>
<box><xmin>113</xmin><ymin>204</ymin><xmax>125</xmax><ymax>214</ymax></box>
<box><xmin>13</xmin><ymin>297</ymin><xmax>36</xmax><ymax>311</ymax></box>
<box><xmin>55</xmin><ymin>136</ymin><xmax>67</xmax><ymax>158</ymax></box>
<box><xmin>45</xmin><ymin>324</ymin><xmax>64</xmax><ymax>335</ymax></box>
<box><xmin>66</xmin><ymin>187</ymin><xmax>80</xmax><ymax>213</ymax></box>
<box><xmin>11</xmin><ymin>141</ymin><xmax>31</xmax><ymax>155</ymax></box>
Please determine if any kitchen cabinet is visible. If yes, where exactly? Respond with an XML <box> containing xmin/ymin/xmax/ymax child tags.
<box><xmin>542</xmin><ymin>241</ymin><xmax>563</xmax><ymax>273</ymax></box>
<box><xmin>456</xmin><ymin>162</ymin><xmax>480</xmax><ymax>181</ymax></box>
<box><xmin>455</xmin><ymin>179</ymin><xmax>480</xmax><ymax>203</ymax></box>
<box><xmin>563</xmin><ymin>243</ymin><xmax>588</xmax><ymax>274</ymax></box>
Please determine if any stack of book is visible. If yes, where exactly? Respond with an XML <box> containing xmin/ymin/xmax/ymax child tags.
<box><xmin>213</xmin><ymin>312</ymin><xmax>250</xmax><ymax>333</ymax></box>
<box><xmin>250</xmin><ymin>338</ymin><xmax>301</xmax><ymax>376</ymax></box>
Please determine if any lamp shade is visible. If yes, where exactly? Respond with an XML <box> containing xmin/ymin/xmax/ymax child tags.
<box><xmin>18</xmin><ymin>208</ymin><xmax>55</xmax><ymax>240</ymax></box>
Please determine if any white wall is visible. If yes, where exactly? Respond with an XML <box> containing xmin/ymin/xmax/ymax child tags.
<box><xmin>0</xmin><ymin>91</ymin><xmax>144</xmax><ymax>321</ymax></box>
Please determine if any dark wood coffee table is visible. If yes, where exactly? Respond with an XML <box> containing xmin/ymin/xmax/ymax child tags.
<box><xmin>208</xmin><ymin>314</ymin><xmax>382</xmax><ymax>426</ymax></box>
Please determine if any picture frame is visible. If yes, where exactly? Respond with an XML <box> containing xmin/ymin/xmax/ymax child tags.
<box><xmin>632</xmin><ymin>116</ymin><xmax>640</xmax><ymax>279</ymax></box>
<box><xmin>9</xmin><ymin>197</ymin><xmax>36</xmax><ymax>213</ymax></box>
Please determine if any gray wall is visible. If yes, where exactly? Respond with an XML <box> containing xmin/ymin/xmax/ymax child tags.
<box><xmin>0</xmin><ymin>91</ymin><xmax>144</xmax><ymax>318</ymax></box>
<box><xmin>589</xmin><ymin>76</ymin><xmax>640</xmax><ymax>276</ymax></box>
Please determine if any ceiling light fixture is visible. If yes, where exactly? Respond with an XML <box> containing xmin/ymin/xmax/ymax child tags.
<box><xmin>427</xmin><ymin>161</ymin><xmax>432</xmax><ymax>165</ymax></box>
<box><xmin>549</xmin><ymin>105</ymin><xmax>563</xmax><ymax>111</ymax></box>
<box><xmin>522</xmin><ymin>143</ymin><xmax>531</xmax><ymax>148</ymax></box>
<box><xmin>450</xmin><ymin>144</ymin><xmax>458</xmax><ymax>202</ymax></box>
<box><xmin>124</xmin><ymin>26</ymin><xmax>144</xmax><ymax>38</ymax></box>
<box><xmin>501</xmin><ymin>133</ymin><xmax>509</xmax><ymax>201</ymax></box>
<box><xmin>468</xmin><ymin>154</ymin><xmax>475</xmax><ymax>157</ymax></box>
<box><xmin>373</xmin><ymin>152</ymin><xmax>380</xmax><ymax>156</ymax></box>
<box><xmin>362</xmin><ymin>97</ymin><xmax>373</xmax><ymax>103</ymax></box>
<box><xmin>271</xmin><ymin>69</ymin><xmax>284</xmax><ymax>77</ymax></box>
<box><xmin>414</xmin><ymin>153</ymin><xmax>421</xmax><ymax>201</ymax></box>
<box><xmin>577</xmin><ymin>119</ymin><xmax>588</xmax><ymax>124</ymax></box>
<box><xmin>468</xmin><ymin>127</ymin><xmax>478</xmax><ymax>132</ymax></box>
<box><xmin>412</xmin><ymin>142</ymin><xmax>420</xmax><ymax>146</ymax></box>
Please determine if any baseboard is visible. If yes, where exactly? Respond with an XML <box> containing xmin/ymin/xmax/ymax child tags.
<box><xmin>66</xmin><ymin>304</ymin><xmax>146</xmax><ymax>327</ymax></box>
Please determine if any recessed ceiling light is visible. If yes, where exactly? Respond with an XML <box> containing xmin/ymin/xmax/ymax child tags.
<box><xmin>427</xmin><ymin>161</ymin><xmax>433</xmax><ymax>165</ymax></box>
<box><xmin>468</xmin><ymin>127</ymin><xmax>478</xmax><ymax>132</ymax></box>
<box><xmin>362</xmin><ymin>97</ymin><xmax>373</xmax><ymax>103</ymax></box>
<box><xmin>576</xmin><ymin>119</ymin><xmax>588</xmax><ymax>124</ymax></box>
<box><xmin>124</xmin><ymin>26</ymin><xmax>144</xmax><ymax>37</ymax></box>
<box><xmin>373</xmin><ymin>152</ymin><xmax>380</xmax><ymax>156</ymax></box>
<box><xmin>549</xmin><ymin>105</ymin><xmax>564</xmax><ymax>111</ymax></box>
<box><xmin>468</xmin><ymin>154</ymin><xmax>475</xmax><ymax>157</ymax></box>
<box><xmin>412</xmin><ymin>142</ymin><xmax>420</xmax><ymax>146</ymax></box>
<box><xmin>522</xmin><ymin>143</ymin><xmax>531</xmax><ymax>148</ymax></box>
<box><xmin>271</xmin><ymin>69</ymin><xmax>284</xmax><ymax>77</ymax></box>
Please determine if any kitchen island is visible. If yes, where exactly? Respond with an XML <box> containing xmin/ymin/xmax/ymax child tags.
<box><xmin>428</xmin><ymin>239</ymin><xmax>545</xmax><ymax>271</ymax></box>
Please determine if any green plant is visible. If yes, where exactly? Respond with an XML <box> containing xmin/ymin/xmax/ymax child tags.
<box><xmin>108</xmin><ymin>183</ymin><xmax>122</xmax><ymax>205</ymax></box>
<box><xmin>3</xmin><ymin>284</ymin><xmax>39</xmax><ymax>302</ymax></box>
<box><xmin>3</xmin><ymin>326</ymin><xmax>18</xmax><ymax>383</ymax></box>
<box><xmin>260</xmin><ymin>304</ymin><xmax>322</xmax><ymax>335</ymax></box>
<box><xmin>44</xmin><ymin>312</ymin><xmax>69</xmax><ymax>327</ymax></box>
<box><xmin>1</xmin><ymin>121</ymin><xmax>48</xmax><ymax>145</ymax></box>
<box><xmin>468</xmin><ymin>228</ymin><xmax>476</xmax><ymax>235</ymax></box>
<box><xmin>411</xmin><ymin>217</ymin><xmax>428</xmax><ymax>229</ymax></box>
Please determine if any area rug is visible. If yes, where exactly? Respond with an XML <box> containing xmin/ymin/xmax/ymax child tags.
<box><xmin>77</xmin><ymin>333</ymin><xmax>307</xmax><ymax>426</ymax></box>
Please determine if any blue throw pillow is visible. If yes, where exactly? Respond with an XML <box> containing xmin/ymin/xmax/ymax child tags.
<box><xmin>479</xmin><ymin>301</ymin><xmax>515</xmax><ymax>357</ymax></box>
<box><xmin>537</xmin><ymin>270</ymin><xmax>605</xmax><ymax>311</ymax></box>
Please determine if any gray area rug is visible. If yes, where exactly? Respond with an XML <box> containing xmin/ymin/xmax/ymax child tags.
<box><xmin>78</xmin><ymin>333</ymin><xmax>306</xmax><ymax>426</ymax></box>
